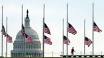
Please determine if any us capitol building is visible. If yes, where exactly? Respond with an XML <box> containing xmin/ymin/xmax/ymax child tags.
<box><xmin>11</xmin><ymin>10</ymin><xmax>42</xmax><ymax>57</ymax></box>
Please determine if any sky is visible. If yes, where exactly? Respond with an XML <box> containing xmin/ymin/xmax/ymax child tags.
<box><xmin>0</xmin><ymin>0</ymin><xmax>104</xmax><ymax>57</ymax></box>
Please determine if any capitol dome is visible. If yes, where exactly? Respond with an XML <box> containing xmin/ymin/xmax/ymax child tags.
<box><xmin>16</xmin><ymin>27</ymin><xmax>39</xmax><ymax>40</ymax></box>
<box><xmin>11</xmin><ymin>10</ymin><xmax>42</xmax><ymax>57</ymax></box>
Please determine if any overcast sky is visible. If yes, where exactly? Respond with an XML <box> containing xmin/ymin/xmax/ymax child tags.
<box><xmin>0</xmin><ymin>0</ymin><xmax>104</xmax><ymax>57</ymax></box>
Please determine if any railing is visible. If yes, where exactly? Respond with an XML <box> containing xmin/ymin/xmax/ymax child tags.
<box><xmin>61</xmin><ymin>55</ymin><xmax>104</xmax><ymax>58</ymax></box>
<box><xmin>0</xmin><ymin>57</ymin><xmax>61</xmax><ymax>58</ymax></box>
<box><xmin>1</xmin><ymin>56</ymin><xmax>104</xmax><ymax>58</ymax></box>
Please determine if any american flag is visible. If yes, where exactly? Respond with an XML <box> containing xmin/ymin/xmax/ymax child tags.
<box><xmin>1</xmin><ymin>25</ymin><xmax>7</xmax><ymax>36</ymax></box>
<box><xmin>63</xmin><ymin>36</ymin><xmax>70</xmax><ymax>45</ymax></box>
<box><xmin>44</xmin><ymin>35</ymin><xmax>52</xmax><ymax>45</ymax></box>
<box><xmin>23</xmin><ymin>32</ymin><xmax>33</xmax><ymax>43</ymax></box>
<box><xmin>67</xmin><ymin>23</ymin><xmax>77</xmax><ymax>35</ymax></box>
<box><xmin>44</xmin><ymin>23</ymin><xmax>51</xmax><ymax>35</ymax></box>
<box><xmin>6</xmin><ymin>34</ymin><xmax>12</xmax><ymax>43</ymax></box>
<box><xmin>21</xmin><ymin>24</ymin><xmax>32</xmax><ymax>43</ymax></box>
<box><xmin>93</xmin><ymin>22</ymin><xmax>102</xmax><ymax>32</ymax></box>
<box><xmin>84</xmin><ymin>37</ymin><xmax>92</xmax><ymax>47</ymax></box>
<box><xmin>1</xmin><ymin>25</ymin><xmax>12</xmax><ymax>43</ymax></box>
<box><xmin>21</xmin><ymin>24</ymin><xmax>28</xmax><ymax>38</ymax></box>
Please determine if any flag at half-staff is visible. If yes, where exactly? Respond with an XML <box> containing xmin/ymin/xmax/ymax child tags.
<box><xmin>21</xmin><ymin>24</ymin><xmax>32</xmax><ymax>43</ymax></box>
<box><xmin>63</xmin><ymin>35</ymin><xmax>70</xmax><ymax>45</ymax></box>
<box><xmin>44</xmin><ymin>35</ymin><xmax>52</xmax><ymax>45</ymax></box>
<box><xmin>21</xmin><ymin>24</ymin><xmax>26</xmax><ymax>37</ymax></box>
<box><xmin>44</xmin><ymin>23</ymin><xmax>51</xmax><ymax>35</ymax></box>
<box><xmin>84</xmin><ymin>37</ymin><xmax>92</xmax><ymax>47</ymax></box>
<box><xmin>93</xmin><ymin>21</ymin><xmax>102</xmax><ymax>32</ymax></box>
<box><xmin>67</xmin><ymin>23</ymin><xmax>77</xmax><ymax>35</ymax></box>
<box><xmin>6</xmin><ymin>34</ymin><xmax>12</xmax><ymax>43</ymax></box>
<box><xmin>1</xmin><ymin>25</ymin><xmax>6</xmax><ymax>36</ymax></box>
<box><xmin>1</xmin><ymin>25</ymin><xmax>12</xmax><ymax>43</ymax></box>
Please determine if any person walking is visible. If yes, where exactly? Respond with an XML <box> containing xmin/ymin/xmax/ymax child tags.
<box><xmin>71</xmin><ymin>47</ymin><xmax>75</xmax><ymax>55</ymax></box>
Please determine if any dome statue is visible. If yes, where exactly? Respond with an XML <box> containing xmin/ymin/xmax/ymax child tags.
<box><xmin>11</xmin><ymin>9</ymin><xmax>42</xmax><ymax>57</ymax></box>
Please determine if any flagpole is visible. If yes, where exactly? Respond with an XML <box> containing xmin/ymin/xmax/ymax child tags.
<box><xmin>92</xmin><ymin>2</ymin><xmax>94</xmax><ymax>55</ymax></box>
<box><xmin>43</xmin><ymin>4</ymin><xmax>45</xmax><ymax>58</ymax></box>
<box><xmin>21</xmin><ymin>4</ymin><xmax>25</xmax><ymax>57</ymax></box>
<box><xmin>84</xmin><ymin>19</ymin><xmax>85</xmax><ymax>55</ymax></box>
<box><xmin>5</xmin><ymin>17</ymin><xmax>8</xmax><ymax>57</ymax></box>
<box><xmin>66</xmin><ymin>2</ymin><xmax>69</xmax><ymax>56</ymax></box>
<box><xmin>22</xmin><ymin>4</ymin><xmax>23</xmax><ymax>25</ymax></box>
<box><xmin>1</xmin><ymin>5</ymin><xmax>4</xmax><ymax>57</ymax></box>
<box><xmin>62</xmin><ymin>18</ymin><xmax>64</xmax><ymax>56</ymax></box>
